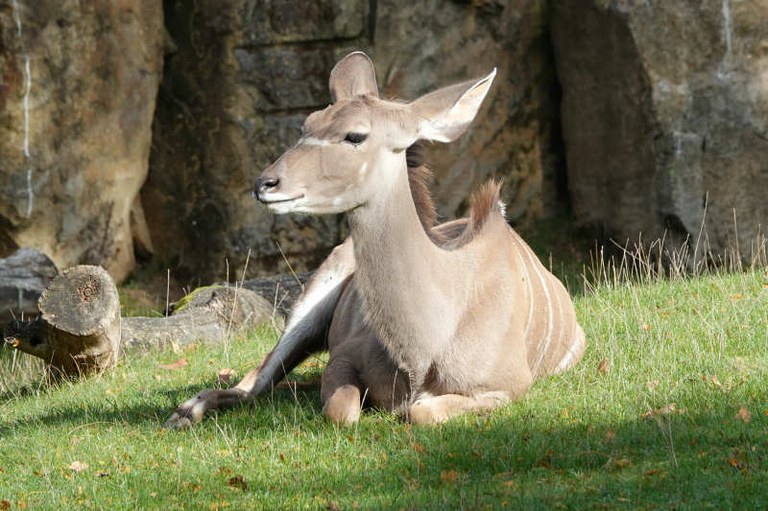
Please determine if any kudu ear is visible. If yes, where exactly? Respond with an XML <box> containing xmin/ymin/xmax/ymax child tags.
<box><xmin>411</xmin><ymin>68</ymin><xmax>497</xmax><ymax>143</ymax></box>
<box><xmin>329</xmin><ymin>52</ymin><xmax>380</xmax><ymax>102</ymax></box>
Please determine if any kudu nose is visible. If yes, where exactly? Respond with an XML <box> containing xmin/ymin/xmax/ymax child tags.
<box><xmin>253</xmin><ymin>176</ymin><xmax>279</xmax><ymax>200</ymax></box>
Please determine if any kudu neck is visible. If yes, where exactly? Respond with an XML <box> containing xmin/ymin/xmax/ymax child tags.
<box><xmin>347</xmin><ymin>155</ymin><xmax>455</xmax><ymax>374</ymax></box>
<box><xmin>348</xmin><ymin>156</ymin><xmax>437</xmax><ymax>261</ymax></box>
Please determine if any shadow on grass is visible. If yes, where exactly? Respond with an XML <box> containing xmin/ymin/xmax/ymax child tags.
<box><xmin>230</xmin><ymin>396</ymin><xmax>766</xmax><ymax>509</ymax></box>
<box><xmin>2</xmin><ymin>376</ymin><xmax>765</xmax><ymax>509</ymax></box>
<box><xmin>0</xmin><ymin>380</ymin><xmax>322</xmax><ymax>437</ymax></box>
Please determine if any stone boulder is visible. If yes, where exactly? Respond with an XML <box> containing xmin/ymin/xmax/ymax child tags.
<box><xmin>374</xmin><ymin>0</ymin><xmax>564</xmax><ymax>225</ymax></box>
<box><xmin>0</xmin><ymin>0</ymin><xmax>164</xmax><ymax>282</ymax></box>
<box><xmin>145</xmin><ymin>0</ymin><xmax>563</xmax><ymax>281</ymax></box>
<box><xmin>552</xmin><ymin>0</ymin><xmax>768</xmax><ymax>263</ymax></box>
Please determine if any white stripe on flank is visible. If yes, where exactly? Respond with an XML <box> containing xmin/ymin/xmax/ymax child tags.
<box><xmin>521</xmin><ymin>243</ymin><xmax>553</xmax><ymax>375</ymax></box>
<box><xmin>513</xmin><ymin>240</ymin><xmax>535</xmax><ymax>342</ymax></box>
<box><xmin>550</xmin><ymin>277</ymin><xmax>564</xmax><ymax>371</ymax></box>
<box><xmin>555</xmin><ymin>344</ymin><xmax>576</xmax><ymax>372</ymax></box>
<box><xmin>555</xmin><ymin>327</ymin><xmax>583</xmax><ymax>372</ymax></box>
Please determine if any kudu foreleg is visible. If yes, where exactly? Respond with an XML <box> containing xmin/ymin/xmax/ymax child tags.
<box><xmin>320</xmin><ymin>356</ymin><xmax>364</xmax><ymax>425</ymax></box>
<box><xmin>163</xmin><ymin>241</ymin><xmax>355</xmax><ymax>429</ymax></box>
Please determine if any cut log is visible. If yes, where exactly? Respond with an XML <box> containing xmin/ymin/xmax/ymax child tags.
<box><xmin>121</xmin><ymin>285</ymin><xmax>283</xmax><ymax>350</ymax></box>
<box><xmin>4</xmin><ymin>265</ymin><xmax>283</xmax><ymax>379</ymax></box>
<box><xmin>0</xmin><ymin>248</ymin><xmax>58</xmax><ymax>327</ymax></box>
<box><xmin>4</xmin><ymin>265</ymin><xmax>122</xmax><ymax>378</ymax></box>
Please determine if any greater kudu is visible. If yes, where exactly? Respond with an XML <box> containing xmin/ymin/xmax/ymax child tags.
<box><xmin>164</xmin><ymin>52</ymin><xmax>585</xmax><ymax>427</ymax></box>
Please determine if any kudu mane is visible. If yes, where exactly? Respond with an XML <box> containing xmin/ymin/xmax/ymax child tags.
<box><xmin>407</xmin><ymin>142</ymin><xmax>503</xmax><ymax>248</ymax></box>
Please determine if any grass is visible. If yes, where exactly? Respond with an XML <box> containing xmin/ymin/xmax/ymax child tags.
<box><xmin>1</xmin><ymin>265</ymin><xmax>767</xmax><ymax>509</ymax></box>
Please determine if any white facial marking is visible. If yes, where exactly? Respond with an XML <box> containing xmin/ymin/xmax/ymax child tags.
<box><xmin>301</xmin><ymin>137</ymin><xmax>331</xmax><ymax>147</ymax></box>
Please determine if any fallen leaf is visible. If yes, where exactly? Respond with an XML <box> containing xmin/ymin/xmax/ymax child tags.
<box><xmin>597</xmin><ymin>358</ymin><xmax>610</xmax><ymax>375</ymax></box>
<box><xmin>731</xmin><ymin>293</ymin><xmax>744</xmax><ymax>301</ymax></box>
<box><xmin>1</xmin><ymin>500</ymin><xmax>10</xmax><ymax>511</ymax></box>
<box><xmin>412</xmin><ymin>443</ymin><xmax>426</xmax><ymax>453</ymax></box>
<box><xmin>710</xmin><ymin>375</ymin><xmax>723</xmax><ymax>388</ymax></box>
<box><xmin>218</xmin><ymin>368</ymin><xmax>237</xmax><ymax>384</ymax></box>
<box><xmin>646</xmin><ymin>380</ymin><xmax>660</xmax><ymax>390</ymax></box>
<box><xmin>658</xmin><ymin>403</ymin><xmax>678</xmax><ymax>415</ymax></box>
<box><xmin>68</xmin><ymin>461</ymin><xmax>88</xmax><ymax>472</ymax></box>
<box><xmin>537</xmin><ymin>448</ymin><xmax>554</xmax><ymax>469</ymax></box>
<box><xmin>605</xmin><ymin>457</ymin><xmax>633</xmax><ymax>471</ymax></box>
<box><xmin>440</xmin><ymin>470</ymin><xmax>458</xmax><ymax>483</ymax></box>
<box><xmin>728</xmin><ymin>450</ymin><xmax>749</xmax><ymax>471</ymax></box>
<box><xmin>641</xmin><ymin>323</ymin><xmax>650</xmax><ymax>331</ymax></box>
<box><xmin>227</xmin><ymin>475</ymin><xmax>248</xmax><ymax>491</ymax></box>
<box><xmin>159</xmin><ymin>358</ymin><xmax>188</xmax><ymax>370</ymax></box>
<box><xmin>642</xmin><ymin>403</ymin><xmax>684</xmax><ymax>419</ymax></box>
<box><xmin>734</xmin><ymin>406</ymin><xmax>752</xmax><ymax>423</ymax></box>
<box><xmin>605</xmin><ymin>430</ymin><xmax>616</xmax><ymax>443</ymax></box>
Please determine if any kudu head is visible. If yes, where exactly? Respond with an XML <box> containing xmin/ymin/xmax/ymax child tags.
<box><xmin>254</xmin><ymin>51</ymin><xmax>496</xmax><ymax>214</ymax></box>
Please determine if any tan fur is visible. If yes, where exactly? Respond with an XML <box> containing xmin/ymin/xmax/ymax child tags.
<box><xmin>164</xmin><ymin>52</ymin><xmax>585</xmax><ymax>429</ymax></box>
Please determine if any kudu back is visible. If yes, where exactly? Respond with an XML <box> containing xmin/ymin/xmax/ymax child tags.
<box><xmin>164</xmin><ymin>52</ymin><xmax>584</xmax><ymax>428</ymax></box>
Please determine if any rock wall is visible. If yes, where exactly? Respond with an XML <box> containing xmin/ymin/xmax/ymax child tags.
<box><xmin>0</xmin><ymin>0</ymin><xmax>164</xmax><ymax>282</ymax></box>
<box><xmin>144</xmin><ymin>0</ymin><xmax>562</xmax><ymax>281</ymax></box>
<box><xmin>1</xmin><ymin>0</ymin><xmax>765</xmax><ymax>283</ymax></box>
<box><xmin>552</xmin><ymin>0</ymin><xmax>768</xmax><ymax>261</ymax></box>
<box><xmin>144</xmin><ymin>1</ymin><xmax>365</xmax><ymax>281</ymax></box>
<box><xmin>373</xmin><ymin>0</ymin><xmax>563</xmax><ymax>226</ymax></box>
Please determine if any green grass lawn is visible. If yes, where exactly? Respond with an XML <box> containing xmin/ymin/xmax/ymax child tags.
<box><xmin>1</xmin><ymin>268</ymin><xmax>766</xmax><ymax>510</ymax></box>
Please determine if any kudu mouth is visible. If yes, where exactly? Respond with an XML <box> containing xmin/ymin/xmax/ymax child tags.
<box><xmin>253</xmin><ymin>175</ymin><xmax>304</xmax><ymax>207</ymax></box>
<box><xmin>256</xmin><ymin>193</ymin><xmax>305</xmax><ymax>205</ymax></box>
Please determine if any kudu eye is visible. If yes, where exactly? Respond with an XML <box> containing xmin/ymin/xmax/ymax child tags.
<box><xmin>343</xmin><ymin>132</ymin><xmax>368</xmax><ymax>145</ymax></box>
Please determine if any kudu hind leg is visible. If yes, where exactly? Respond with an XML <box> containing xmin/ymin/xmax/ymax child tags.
<box><xmin>408</xmin><ymin>391</ymin><xmax>511</xmax><ymax>425</ymax></box>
